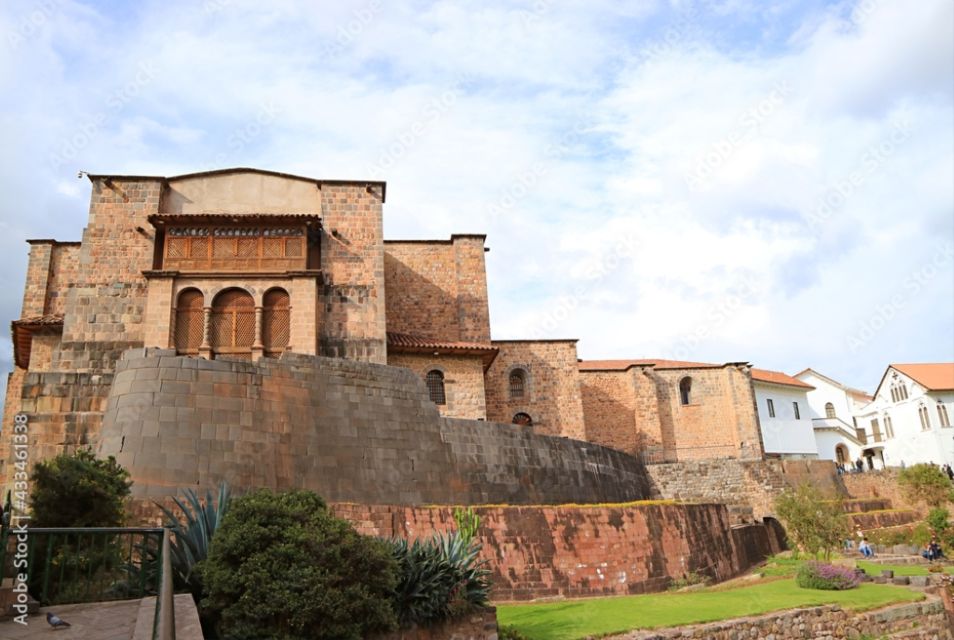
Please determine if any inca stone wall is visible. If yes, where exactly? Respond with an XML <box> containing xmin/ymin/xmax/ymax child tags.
<box><xmin>95</xmin><ymin>348</ymin><xmax>651</xmax><ymax>504</ymax></box>
<box><xmin>621</xmin><ymin>598</ymin><xmax>952</xmax><ymax>640</ymax></box>
<box><xmin>484</xmin><ymin>340</ymin><xmax>586</xmax><ymax>440</ymax></box>
<box><xmin>331</xmin><ymin>502</ymin><xmax>783</xmax><ymax>601</ymax></box>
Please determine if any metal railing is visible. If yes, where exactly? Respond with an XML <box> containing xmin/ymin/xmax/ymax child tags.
<box><xmin>0</xmin><ymin>524</ymin><xmax>165</xmax><ymax>606</ymax></box>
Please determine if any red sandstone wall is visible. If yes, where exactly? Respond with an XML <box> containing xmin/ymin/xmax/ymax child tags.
<box><xmin>331</xmin><ymin>502</ymin><xmax>779</xmax><ymax>601</ymax></box>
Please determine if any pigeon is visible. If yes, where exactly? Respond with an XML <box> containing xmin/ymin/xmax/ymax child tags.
<box><xmin>46</xmin><ymin>612</ymin><xmax>71</xmax><ymax>629</ymax></box>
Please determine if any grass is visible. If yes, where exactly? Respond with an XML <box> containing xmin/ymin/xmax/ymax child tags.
<box><xmin>496</xmin><ymin>581</ymin><xmax>923</xmax><ymax>640</ymax></box>
<box><xmin>857</xmin><ymin>560</ymin><xmax>954</xmax><ymax>576</ymax></box>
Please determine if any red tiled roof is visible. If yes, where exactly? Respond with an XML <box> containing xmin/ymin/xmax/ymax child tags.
<box><xmin>148</xmin><ymin>213</ymin><xmax>322</xmax><ymax>225</ymax></box>
<box><xmin>387</xmin><ymin>332</ymin><xmax>499</xmax><ymax>369</ymax></box>
<box><xmin>12</xmin><ymin>315</ymin><xmax>65</xmax><ymax>369</ymax></box>
<box><xmin>892</xmin><ymin>363</ymin><xmax>954</xmax><ymax>391</ymax></box>
<box><xmin>751</xmin><ymin>368</ymin><xmax>815</xmax><ymax>390</ymax></box>
<box><xmin>578</xmin><ymin>359</ymin><xmax>723</xmax><ymax>372</ymax></box>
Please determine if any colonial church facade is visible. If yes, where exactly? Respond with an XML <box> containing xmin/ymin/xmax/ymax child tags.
<box><xmin>2</xmin><ymin>168</ymin><xmax>820</xmax><ymax>487</ymax></box>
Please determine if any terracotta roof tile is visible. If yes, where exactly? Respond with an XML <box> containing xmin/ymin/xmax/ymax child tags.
<box><xmin>386</xmin><ymin>332</ymin><xmax>499</xmax><ymax>370</ymax></box>
<box><xmin>12</xmin><ymin>315</ymin><xmax>64</xmax><ymax>369</ymax></box>
<box><xmin>751</xmin><ymin>368</ymin><xmax>815</xmax><ymax>390</ymax></box>
<box><xmin>578</xmin><ymin>359</ymin><xmax>723</xmax><ymax>372</ymax></box>
<box><xmin>892</xmin><ymin>363</ymin><xmax>954</xmax><ymax>391</ymax></box>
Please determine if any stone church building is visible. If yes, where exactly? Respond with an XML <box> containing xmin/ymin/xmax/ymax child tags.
<box><xmin>1</xmin><ymin>168</ymin><xmax>812</xmax><ymax>490</ymax></box>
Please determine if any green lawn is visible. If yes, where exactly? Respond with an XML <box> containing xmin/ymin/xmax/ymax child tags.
<box><xmin>857</xmin><ymin>560</ymin><xmax>954</xmax><ymax>576</ymax></box>
<box><xmin>496</xmin><ymin>581</ymin><xmax>923</xmax><ymax>640</ymax></box>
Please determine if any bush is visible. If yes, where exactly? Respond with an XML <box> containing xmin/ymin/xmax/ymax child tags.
<box><xmin>29</xmin><ymin>448</ymin><xmax>131</xmax><ymax>527</ymax></box>
<box><xmin>388</xmin><ymin>532</ymin><xmax>491</xmax><ymax>627</ymax></box>
<box><xmin>199</xmin><ymin>489</ymin><xmax>398</xmax><ymax>640</ymax></box>
<box><xmin>796</xmin><ymin>562</ymin><xmax>861</xmax><ymax>591</ymax></box>
<box><xmin>927</xmin><ymin>507</ymin><xmax>950</xmax><ymax>537</ymax></box>
<box><xmin>774</xmin><ymin>483</ymin><xmax>848</xmax><ymax>559</ymax></box>
<box><xmin>899</xmin><ymin>464</ymin><xmax>954</xmax><ymax>508</ymax></box>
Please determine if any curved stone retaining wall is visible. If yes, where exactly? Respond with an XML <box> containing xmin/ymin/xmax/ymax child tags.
<box><xmin>97</xmin><ymin>349</ymin><xmax>652</xmax><ymax>505</ymax></box>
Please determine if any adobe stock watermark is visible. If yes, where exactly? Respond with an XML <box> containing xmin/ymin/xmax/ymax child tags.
<box><xmin>322</xmin><ymin>0</ymin><xmax>381</xmax><ymax>59</ymax></box>
<box><xmin>6</xmin><ymin>0</ymin><xmax>62</xmax><ymax>50</ymax></box>
<box><xmin>526</xmin><ymin>235</ymin><xmax>639</xmax><ymax>339</ymax></box>
<box><xmin>846</xmin><ymin>240</ymin><xmax>954</xmax><ymax>354</ymax></box>
<box><xmin>806</xmin><ymin>118</ymin><xmax>911</xmax><ymax>234</ymax></box>
<box><xmin>367</xmin><ymin>74</ymin><xmax>472</xmax><ymax>178</ymax></box>
<box><xmin>667</xmin><ymin>276</ymin><xmax>762</xmax><ymax>361</ymax></box>
<box><xmin>686</xmin><ymin>80</ymin><xmax>793</xmax><ymax>192</ymax></box>
<box><xmin>10</xmin><ymin>413</ymin><xmax>32</xmax><ymax>625</ymax></box>
<box><xmin>49</xmin><ymin>60</ymin><xmax>158</xmax><ymax>169</ymax></box>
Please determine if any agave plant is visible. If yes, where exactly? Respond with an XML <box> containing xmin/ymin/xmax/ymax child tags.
<box><xmin>388</xmin><ymin>531</ymin><xmax>491</xmax><ymax>627</ymax></box>
<box><xmin>156</xmin><ymin>482</ymin><xmax>232</xmax><ymax>600</ymax></box>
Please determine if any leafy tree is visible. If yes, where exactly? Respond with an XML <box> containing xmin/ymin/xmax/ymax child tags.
<box><xmin>199</xmin><ymin>489</ymin><xmax>398</xmax><ymax>640</ymax></box>
<box><xmin>30</xmin><ymin>448</ymin><xmax>131</xmax><ymax>527</ymax></box>
<box><xmin>774</xmin><ymin>483</ymin><xmax>848</xmax><ymax>560</ymax></box>
<box><xmin>898</xmin><ymin>464</ymin><xmax>954</xmax><ymax>508</ymax></box>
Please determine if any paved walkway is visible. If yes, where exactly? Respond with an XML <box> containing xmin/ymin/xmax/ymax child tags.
<box><xmin>0</xmin><ymin>599</ymin><xmax>140</xmax><ymax>640</ymax></box>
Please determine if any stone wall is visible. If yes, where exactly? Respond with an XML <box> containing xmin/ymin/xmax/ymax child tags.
<box><xmin>373</xmin><ymin>608</ymin><xmax>498</xmax><ymax>640</ymax></box>
<box><xmin>484</xmin><ymin>340</ymin><xmax>585</xmax><ymax>440</ymax></box>
<box><xmin>384</xmin><ymin>236</ymin><xmax>491</xmax><ymax>344</ymax></box>
<box><xmin>387</xmin><ymin>353</ymin><xmax>487</xmax><ymax>420</ymax></box>
<box><xmin>645</xmin><ymin>458</ymin><xmax>844</xmax><ymax>521</ymax></box>
<box><xmin>95</xmin><ymin>349</ymin><xmax>651</xmax><ymax>505</ymax></box>
<box><xmin>843</xmin><ymin>469</ymin><xmax>926</xmax><ymax>515</ymax></box>
<box><xmin>332</xmin><ymin>502</ymin><xmax>783</xmax><ymax>601</ymax></box>
<box><xmin>622</xmin><ymin>597</ymin><xmax>952</xmax><ymax>640</ymax></box>
<box><xmin>580</xmin><ymin>364</ymin><xmax>764</xmax><ymax>462</ymax></box>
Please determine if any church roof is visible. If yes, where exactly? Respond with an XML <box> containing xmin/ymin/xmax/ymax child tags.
<box><xmin>890</xmin><ymin>363</ymin><xmax>954</xmax><ymax>391</ymax></box>
<box><xmin>387</xmin><ymin>332</ymin><xmax>499</xmax><ymax>370</ymax></box>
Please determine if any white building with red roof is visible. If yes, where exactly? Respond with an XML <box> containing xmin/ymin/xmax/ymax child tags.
<box><xmin>795</xmin><ymin>368</ymin><xmax>874</xmax><ymax>470</ymax></box>
<box><xmin>750</xmin><ymin>369</ymin><xmax>820</xmax><ymax>459</ymax></box>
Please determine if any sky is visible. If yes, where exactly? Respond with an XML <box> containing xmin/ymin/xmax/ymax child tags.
<box><xmin>0</xmin><ymin>0</ymin><xmax>951</xmax><ymax>395</ymax></box>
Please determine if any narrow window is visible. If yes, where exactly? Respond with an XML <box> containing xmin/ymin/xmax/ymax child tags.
<box><xmin>939</xmin><ymin>403</ymin><xmax>951</xmax><ymax>428</ymax></box>
<box><xmin>870</xmin><ymin>418</ymin><xmax>881</xmax><ymax>442</ymax></box>
<box><xmin>679</xmin><ymin>377</ymin><xmax>692</xmax><ymax>406</ymax></box>
<box><xmin>262</xmin><ymin>288</ymin><xmax>290</xmax><ymax>358</ymax></box>
<box><xmin>919</xmin><ymin>405</ymin><xmax>931</xmax><ymax>431</ymax></box>
<box><xmin>793</xmin><ymin>401</ymin><xmax>801</xmax><ymax>420</ymax></box>
<box><xmin>899</xmin><ymin>383</ymin><xmax>908</xmax><ymax>400</ymax></box>
<box><xmin>426</xmin><ymin>370</ymin><xmax>446</xmax><ymax>405</ymax></box>
<box><xmin>512</xmin><ymin>412</ymin><xmax>532</xmax><ymax>426</ymax></box>
<box><xmin>173</xmin><ymin>289</ymin><xmax>204</xmax><ymax>355</ymax></box>
<box><xmin>884</xmin><ymin>414</ymin><xmax>894</xmax><ymax>438</ymax></box>
<box><xmin>767</xmin><ymin>398</ymin><xmax>775</xmax><ymax>418</ymax></box>
<box><xmin>509</xmin><ymin>369</ymin><xmax>526</xmax><ymax>399</ymax></box>
<box><xmin>825</xmin><ymin>402</ymin><xmax>836</xmax><ymax>419</ymax></box>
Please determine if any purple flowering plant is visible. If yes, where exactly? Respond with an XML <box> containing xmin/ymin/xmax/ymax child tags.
<box><xmin>796</xmin><ymin>561</ymin><xmax>861</xmax><ymax>590</ymax></box>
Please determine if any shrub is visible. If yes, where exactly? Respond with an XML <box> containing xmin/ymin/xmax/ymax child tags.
<box><xmin>453</xmin><ymin>506</ymin><xmax>481</xmax><ymax>543</ymax></box>
<box><xmin>388</xmin><ymin>532</ymin><xmax>491</xmax><ymax>627</ymax></box>
<box><xmin>898</xmin><ymin>464</ymin><xmax>954</xmax><ymax>508</ymax></box>
<box><xmin>796</xmin><ymin>562</ymin><xmax>861</xmax><ymax>591</ymax></box>
<box><xmin>499</xmin><ymin>625</ymin><xmax>532</xmax><ymax>640</ymax></box>
<box><xmin>200</xmin><ymin>489</ymin><xmax>398</xmax><ymax>640</ymax></box>
<box><xmin>29</xmin><ymin>448</ymin><xmax>131</xmax><ymax>527</ymax></box>
<box><xmin>927</xmin><ymin>507</ymin><xmax>950</xmax><ymax>537</ymax></box>
<box><xmin>774</xmin><ymin>483</ymin><xmax>848</xmax><ymax>559</ymax></box>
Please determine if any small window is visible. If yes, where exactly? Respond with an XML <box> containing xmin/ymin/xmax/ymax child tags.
<box><xmin>825</xmin><ymin>402</ymin><xmax>836</xmax><ymax>419</ymax></box>
<box><xmin>939</xmin><ymin>403</ymin><xmax>951</xmax><ymax>428</ymax></box>
<box><xmin>793</xmin><ymin>401</ymin><xmax>801</xmax><ymax>420</ymax></box>
<box><xmin>426</xmin><ymin>370</ymin><xmax>446</xmax><ymax>405</ymax></box>
<box><xmin>509</xmin><ymin>369</ymin><xmax>526</xmax><ymax>399</ymax></box>
<box><xmin>767</xmin><ymin>398</ymin><xmax>775</xmax><ymax>418</ymax></box>
<box><xmin>919</xmin><ymin>404</ymin><xmax>932</xmax><ymax>431</ymax></box>
<box><xmin>679</xmin><ymin>377</ymin><xmax>692</xmax><ymax>406</ymax></box>
<box><xmin>512</xmin><ymin>412</ymin><xmax>532</xmax><ymax>426</ymax></box>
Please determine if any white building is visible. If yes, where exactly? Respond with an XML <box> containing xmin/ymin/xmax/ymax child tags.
<box><xmin>751</xmin><ymin>368</ymin><xmax>820</xmax><ymax>459</ymax></box>
<box><xmin>855</xmin><ymin>364</ymin><xmax>954</xmax><ymax>468</ymax></box>
<box><xmin>795</xmin><ymin>368</ymin><xmax>875</xmax><ymax>470</ymax></box>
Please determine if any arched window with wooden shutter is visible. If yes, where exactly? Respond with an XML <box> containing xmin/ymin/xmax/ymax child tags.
<box><xmin>174</xmin><ymin>289</ymin><xmax>204</xmax><ymax>355</ymax></box>
<box><xmin>210</xmin><ymin>288</ymin><xmax>255</xmax><ymax>359</ymax></box>
<box><xmin>262</xmin><ymin>288</ymin><xmax>290</xmax><ymax>358</ymax></box>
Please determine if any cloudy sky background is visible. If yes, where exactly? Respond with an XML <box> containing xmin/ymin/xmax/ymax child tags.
<box><xmin>0</xmin><ymin>0</ymin><xmax>951</xmax><ymax>395</ymax></box>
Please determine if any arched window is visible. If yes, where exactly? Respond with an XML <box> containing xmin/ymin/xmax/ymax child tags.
<box><xmin>919</xmin><ymin>404</ymin><xmax>932</xmax><ymax>431</ymax></box>
<box><xmin>512</xmin><ymin>412</ymin><xmax>532</xmax><ymax>426</ymax></box>
<box><xmin>835</xmin><ymin>444</ymin><xmax>848</xmax><ymax>464</ymax></box>
<box><xmin>938</xmin><ymin>403</ymin><xmax>951</xmax><ymax>428</ymax></box>
<box><xmin>173</xmin><ymin>289</ymin><xmax>204</xmax><ymax>355</ymax></box>
<box><xmin>509</xmin><ymin>368</ymin><xmax>526</xmax><ymax>399</ymax></box>
<box><xmin>890</xmin><ymin>379</ymin><xmax>909</xmax><ymax>402</ymax></box>
<box><xmin>679</xmin><ymin>377</ymin><xmax>692</xmax><ymax>405</ymax></box>
<box><xmin>262</xmin><ymin>288</ymin><xmax>290</xmax><ymax>358</ymax></box>
<box><xmin>825</xmin><ymin>402</ymin><xmax>836</xmax><ymax>419</ymax></box>
<box><xmin>210</xmin><ymin>288</ymin><xmax>255</xmax><ymax>358</ymax></box>
<box><xmin>884</xmin><ymin>413</ymin><xmax>894</xmax><ymax>438</ymax></box>
<box><xmin>426</xmin><ymin>370</ymin><xmax>446</xmax><ymax>405</ymax></box>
